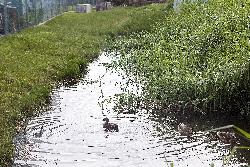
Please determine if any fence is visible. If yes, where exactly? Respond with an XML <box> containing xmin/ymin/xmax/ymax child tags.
<box><xmin>127</xmin><ymin>0</ymin><xmax>165</xmax><ymax>7</ymax></box>
<box><xmin>173</xmin><ymin>0</ymin><xmax>208</xmax><ymax>10</ymax></box>
<box><xmin>0</xmin><ymin>0</ymin><xmax>96</xmax><ymax>35</ymax></box>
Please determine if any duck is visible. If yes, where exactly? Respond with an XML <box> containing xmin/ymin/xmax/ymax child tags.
<box><xmin>34</xmin><ymin>126</ymin><xmax>44</xmax><ymax>138</ymax></box>
<box><xmin>103</xmin><ymin>118</ymin><xmax>119</xmax><ymax>132</ymax></box>
<box><xmin>216</xmin><ymin>131</ymin><xmax>236</xmax><ymax>144</ymax></box>
<box><xmin>178</xmin><ymin>123</ymin><xmax>193</xmax><ymax>137</ymax></box>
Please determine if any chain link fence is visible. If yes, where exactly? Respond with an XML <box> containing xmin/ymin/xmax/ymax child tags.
<box><xmin>173</xmin><ymin>0</ymin><xmax>208</xmax><ymax>10</ymax></box>
<box><xmin>0</xmin><ymin>0</ymin><xmax>96</xmax><ymax>35</ymax></box>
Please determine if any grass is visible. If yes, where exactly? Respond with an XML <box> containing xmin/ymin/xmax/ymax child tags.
<box><xmin>0</xmin><ymin>6</ymin><xmax>167</xmax><ymax>166</ymax></box>
<box><xmin>107</xmin><ymin>0</ymin><xmax>250</xmax><ymax>115</ymax></box>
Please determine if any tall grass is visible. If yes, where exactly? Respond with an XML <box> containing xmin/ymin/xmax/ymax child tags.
<box><xmin>108</xmin><ymin>0</ymin><xmax>250</xmax><ymax>115</ymax></box>
<box><xmin>0</xmin><ymin>7</ymin><xmax>161</xmax><ymax>166</ymax></box>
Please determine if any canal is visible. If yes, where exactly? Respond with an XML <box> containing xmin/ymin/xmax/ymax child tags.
<box><xmin>13</xmin><ymin>53</ymin><xmax>249</xmax><ymax>167</ymax></box>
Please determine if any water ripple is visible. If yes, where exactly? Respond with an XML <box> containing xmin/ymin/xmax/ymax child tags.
<box><xmin>13</xmin><ymin>53</ymin><xmax>249</xmax><ymax>167</ymax></box>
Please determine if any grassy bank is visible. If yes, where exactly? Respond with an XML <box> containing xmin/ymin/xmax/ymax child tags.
<box><xmin>0</xmin><ymin>6</ymin><xmax>167</xmax><ymax>166</ymax></box>
<box><xmin>109</xmin><ymin>0</ymin><xmax>250</xmax><ymax>115</ymax></box>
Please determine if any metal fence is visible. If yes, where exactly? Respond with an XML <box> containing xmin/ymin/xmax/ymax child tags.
<box><xmin>173</xmin><ymin>0</ymin><xmax>208</xmax><ymax>10</ymax></box>
<box><xmin>0</xmin><ymin>0</ymin><xmax>96</xmax><ymax>35</ymax></box>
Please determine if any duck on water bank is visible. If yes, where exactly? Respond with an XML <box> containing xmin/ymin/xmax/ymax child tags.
<box><xmin>103</xmin><ymin>118</ymin><xmax>119</xmax><ymax>132</ymax></box>
<box><xmin>177</xmin><ymin>122</ymin><xmax>238</xmax><ymax>145</ymax></box>
<box><xmin>215</xmin><ymin>131</ymin><xmax>237</xmax><ymax>144</ymax></box>
<box><xmin>178</xmin><ymin>123</ymin><xmax>193</xmax><ymax>137</ymax></box>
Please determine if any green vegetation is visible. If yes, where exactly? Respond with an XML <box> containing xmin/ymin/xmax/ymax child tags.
<box><xmin>108</xmin><ymin>0</ymin><xmax>250</xmax><ymax>115</ymax></box>
<box><xmin>0</xmin><ymin>6</ymin><xmax>165</xmax><ymax>166</ymax></box>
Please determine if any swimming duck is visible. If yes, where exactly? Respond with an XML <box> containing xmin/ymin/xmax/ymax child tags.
<box><xmin>178</xmin><ymin>123</ymin><xmax>193</xmax><ymax>136</ymax></box>
<box><xmin>103</xmin><ymin>118</ymin><xmax>119</xmax><ymax>132</ymax></box>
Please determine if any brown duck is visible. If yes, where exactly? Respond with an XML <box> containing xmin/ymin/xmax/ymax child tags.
<box><xmin>34</xmin><ymin>126</ymin><xmax>44</xmax><ymax>138</ymax></box>
<box><xmin>178</xmin><ymin>123</ymin><xmax>193</xmax><ymax>137</ymax></box>
<box><xmin>103</xmin><ymin>118</ymin><xmax>119</xmax><ymax>132</ymax></box>
<box><xmin>216</xmin><ymin>131</ymin><xmax>236</xmax><ymax>144</ymax></box>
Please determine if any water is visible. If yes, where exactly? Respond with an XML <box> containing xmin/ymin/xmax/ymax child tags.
<box><xmin>13</xmin><ymin>53</ymin><xmax>249</xmax><ymax>167</ymax></box>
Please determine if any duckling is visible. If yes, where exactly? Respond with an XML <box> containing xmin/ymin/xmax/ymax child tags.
<box><xmin>103</xmin><ymin>118</ymin><xmax>119</xmax><ymax>132</ymax></box>
<box><xmin>34</xmin><ymin>126</ymin><xmax>44</xmax><ymax>138</ymax></box>
<box><xmin>178</xmin><ymin>123</ymin><xmax>193</xmax><ymax>137</ymax></box>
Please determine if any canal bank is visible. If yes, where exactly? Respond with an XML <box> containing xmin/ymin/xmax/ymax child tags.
<box><xmin>0</xmin><ymin>5</ymin><xmax>167</xmax><ymax>166</ymax></box>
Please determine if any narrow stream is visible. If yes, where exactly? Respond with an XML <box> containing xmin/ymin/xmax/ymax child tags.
<box><xmin>13</xmin><ymin>53</ymin><xmax>249</xmax><ymax>167</ymax></box>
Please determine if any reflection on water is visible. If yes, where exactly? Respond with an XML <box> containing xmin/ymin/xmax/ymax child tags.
<box><xmin>13</xmin><ymin>53</ymin><xmax>249</xmax><ymax>167</ymax></box>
